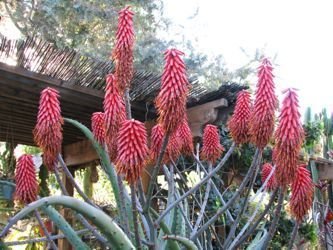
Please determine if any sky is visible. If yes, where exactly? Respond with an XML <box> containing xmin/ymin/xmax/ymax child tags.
<box><xmin>163</xmin><ymin>0</ymin><xmax>333</xmax><ymax>116</ymax></box>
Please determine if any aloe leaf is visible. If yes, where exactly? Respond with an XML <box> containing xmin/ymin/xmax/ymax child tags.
<box><xmin>163</xmin><ymin>235</ymin><xmax>198</xmax><ymax>250</ymax></box>
<box><xmin>64</xmin><ymin>118</ymin><xmax>121</xmax><ymax>209</ymax></box>
<box><xmin>4</xmin><ymin>196</ymin><xmax>134</xmax><ymax>250</ymax></box>
<box><xmin>41</xmin><ymin>205</ymin><xmax>90</xmax><ymax>249</ymax></box>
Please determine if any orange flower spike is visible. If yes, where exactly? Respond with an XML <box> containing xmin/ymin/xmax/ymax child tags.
<box><xmin>150</xmin><ymin>124</ymin><xmax>165</xmax><ymax>164</ymax></box>
<box><xmin>250</xmin><ymin>58</ymin><xmax>278</xmax><ymax>149</ymax></box>
<box><xmin>116</xmin><ymin>119</ymin><xmax>148</xmax><ymax>184</ymax></box>
<box><xmin>156</xmin><ymin>48</ymin><xmax>189</xmax><ymax>134</ymax></box>
<box><xmin>201</xmin><ymin>124</ymin><xmax>225</xmax><ymax>164</ymax></box>
<box><xmin>177</xmin><ymin>118</ymin><xmax>194</xmax><ymax>156</ymax></box>
<box><xmin>33</xmin><ymin>87</ymin><xmax>63</xmax><ymax>170</ymax></box>
<box><xmin>91</xmin><ymin>112</ymin><xmax>105</xmax><ymax>145</ymax></box>
<box><xmin>15</xmin><ymin>154</ymin><xmax>38</xmax><ymax>204</ymax></box>
<box><xmin>275</xmin><ymin>89</ymin><xmax>304</xmax><ymax>186</ymax></box>
<box><xmin>228</xmin><ymin>90</ymin><xmax>252</xmax><ymax>145</ymax></box>
<box><xmin>290</xmin><ymin>165</ymin><xmax>313</xmax><ymax>222</ymax></box>
<box><xmin>113</xmin><ymin>6</ymin><xmax>135</xmax><ymax>91</ymax></box>
<box><xmin>261</xmin><ymin>163</ymin><xmax>277</xmax><ymax>191</ymax></box>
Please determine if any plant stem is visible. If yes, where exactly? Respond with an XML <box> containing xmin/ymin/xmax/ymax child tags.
<box><xmin>287</xmin><ymin>221</ymin><xmax>299</xmax><ymax>250</ymax></box>
<box><xmin>192</xmin><ymin>156</ymin><xmax>234</xmax><ymax>223</ymax></box>
<box><xmin>117</xmin><ymin>175</ymin><xmax>131</xmax><ymax>237</ymax></box>
<box><xmin>34</xmin><ymin>210</ymin><xmax>58</xmax><ymax>250</ymax></box>
<box><xmin>229</xmin><ymin>165</ymin><xmax>275</xmax><ymax>249</ymax></box>
<box><xmin>4</xmin><ymin>229</ymin><xmax>90</xmax><ymax>246</ymax></box>
<box><xmin>232</xmin><ymin>188</ymin><xmax>278</xmax><ymax>249</ymax></box>
<box><xmin>191</xmin><ymin>163</ymin><xmax>212</xmax><ymax>237</ymax></box>
<box><xmin>144</xmin><ymin>133</ymin><xmax>170</xmax><ymax>213</ymax></box>
<box><xmin>261</xmin><ymin>188</ymin><xmax>285</xmax><ymax>249</ymax></box>
<box><xmin>57</xmin><ymin>154</ymin><xmax>98</xmax><ymax>208</ymax></box>
<box><xmin>190</xmin><ymin>147</ymin><xmax>259</xmax><ymax>241</ymax></box>
<box><xmin>156</xmin><ymin>143</ymin><xmax>236</xmax><ymax>226</ymax></box>
<box><xmin>131</xmin><ymin>184</ymin><xmax>142</xmax><ymax>249</ymax></box>
<box><xmin>53</xmin><ymin>166</ymin><xmax>108</xmax><ymax>245</ymax></box>
<box><xmin>224</xmin><ymin>151</ymin><xmax>262</xmax><ymax>248</ymax></box>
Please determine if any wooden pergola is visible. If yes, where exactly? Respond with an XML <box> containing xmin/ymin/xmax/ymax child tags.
<box><xmin>0</xmin><ymin>35</ymin><xmax>247</xmax><ymax>249</ymax></box>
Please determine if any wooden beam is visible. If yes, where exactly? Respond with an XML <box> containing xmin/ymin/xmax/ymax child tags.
<box><xmin>63</xmin><ymin>98</ymin><xmax>229</xmax><ymax>167</ymax></box>
<box><xmin>187</xmin><ymin>98</ymin><xmax>228</xmax><ymax>137</ymax></box>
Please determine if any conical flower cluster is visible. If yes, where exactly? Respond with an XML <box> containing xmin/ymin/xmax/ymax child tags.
<box><xmin>275</xmin><ymin>89</ymin><xmax>304</xmax><ymax>186</ymax></box>
<box><xmin>201</xmin><ymin>124</ymin><xmax>224</xmax><ymax>164</ymax></box>
<box><xmin>15</xmin><ymin>154</ymin><xmax>38</xmax><ymax>204</ymax></box>
<box><xmin>165</xmin><ymin>131</ymin><xmax>181</xmax><ymax>164</ymax></box>
<box><xmin>156</xmin><ymin>48</ymin><xmax>189</xmax><ymax>134</ymax></box>
<box><xmin>33</xmin><ymin>87</ymin><xmax>63</xmax><ymax>170</ymax></box>
<box><xmin>177</xmin><ymin>118</ymin><xmax>193</xmax><ymax>156</ymax></box>
<box><xmin>103</xmin><ymin>74</ymin><xmax>126</xmax><ymax>161</ymax></box>
<box><xmin>261</xmin><ymin>163</ymin><xmax>277</xmax><ymax>191</ymax></box>
<box><xmin>91</xmin><ymin>112</ymin><xmax>105</xmax><ymax>145</ymax></box>
<box><xmin>112</xmin><ymin>6</ymin><xmax>134</xmax><ymax>92</ymax></box>
<box><xmin>149</xmin><ymin>124</ymin><xmax>164</xmax><ymax>164</ymax></box>
<box><xmin>116</xmin><ymin>119</ymin><xmax>148</xmax><ymax>184</ymax></box>
<box><xmin>290</xmin><ymin>165</ymin><xmax>313</xmax><ymax>222</ymax></box>
<box><xmin>228</xmin><ymin>90</ymin><xmax>252</xmax><ymax>145</ymax></box>
<box><xmin>249</xmin><ymin>58</ymin><xmax>278</xmax><ymax>149</ymax></box>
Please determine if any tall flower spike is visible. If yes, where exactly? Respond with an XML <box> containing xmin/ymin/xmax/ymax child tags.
<box><xmin>249</xmin><ymin>58</ymin><xmax>278</xmax><ymax>149</ymax></box>
<box><xmin>201</xmin><ymin>124</ymin><xmax>225</xmax><ymax>164</ymax></box>
<box><xmin>261</xmin><ymin>163</ymin><xmax>277</xmax><ymax>191</ymax></box>
<box><xmin>228</xmin><ymin>90</ymin><xmax>252</xmax><ymax>145</ymax></box>
<box><xmin>290</xmin><ymin>165</ymin><xmax>313</xmax><ymax>222</ymax></box>
<box><xmin>177</xmin><ymin>118</ymin><xmax>194</xmax><ymax>157</ymax></box>
<box><xmin>165</xmin><ymin>131</ymin><xmax>181</xmax><ymax>164</ymax></box>
<box><xmin>91</xmin><ymin>112</ymin><xmax>105</xmax><ymax>145</ymax></box>
<box><xmin>103</xmin><ymin>74</ymin><xmax>126</xmax><ymax>161</ymax></box>
<box><xmin>156</xmin><ymin>48</ymin><xmax>189</xmax><ymax>134</ymax></box>
<box><xmin>116</xmin><ymin>119</ymin><xmax>148</xmax><ymax>184</ymax></box>
<box><xmin>275</xmin><ymin>89</ymin><xmax>304</xmax><ymax>186</ymax></box>
<box><xmin>103</xmin><ymin>74</ymin><xmax>126</xmax><ymax>134</ymax></box>
<box><xmin>33</xmin><ymin>87</ymin><xmax>63</xmax><ymax>170</ymax></box>
<box><xmin>149</xmin><ymin>123</ymin><xmax>164</xmax><ymax>164</ymax></box>
<box><xmin>15</xmin><ymin>154</ymin><xmax>38</xmax><ymax>204</ymax></box>
<box><xmin>112</xmin><ymin>6</ymin><xmax>134</xmax><ymax>92</ymax></box>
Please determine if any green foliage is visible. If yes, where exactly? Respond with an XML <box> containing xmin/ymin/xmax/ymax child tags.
<box><xmin>38</xmin><ymin>164</ymin><xmax>50</xmax><ymax>197</ymax></box>
<box><xmin>303</xmin><ymin>120</ymin><xmax>324</xmax><ymax>148</ymax></box>
<box><xmin>83</xmin><ymin>167</ymin><xmax>93</xmax><ymax>199</ymax></box>
<box><xmin>0</xmin><ymin>142</ymin><xmax>16</xmax><ymax>178</ymax></box>
<box><xmin>270</xmin><ymin>211</ymin><xmax>293</xmax><ymax>249</ymax></box>
<box><xmin>299</xmin><ymin>222</ymin><xmax>318</xmax><ymax>246</ymax></box>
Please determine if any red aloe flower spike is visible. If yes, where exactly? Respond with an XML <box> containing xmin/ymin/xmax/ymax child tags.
<box><xmin>149</xmin><ymin>123</ymin><xmax>164</xmax><ymax>164</ymax></box>
<box><xmin>33</xmin><ymin>87</ymin><xmax>63</xmax><ymax>170</ymax></box>
<box><xmin>200</xmin><ymin>124</ymin><xmax>225</xmax><ymax>164</ymax></box>
<box><xmin>261</xmin><ymin>163</ymin><xmax>277</xmax><ymax>191</ymax></box>
<box><xmin>15</xmin><ymin>154</ymin><xmax>38</xmax><ymax>204</ymax></box>
<box><xmin>290</xmin><ymin>165</ymin><xmax>313</xmax><ymax>222</ymax></box>
<box><xmin>106</xmin><ymin>135</ymin><xmax>118</xmax><ymax>162</ymax></box>
<box><xmin>116</xmin><ymin>119</ymin><xmax>148</xmax><ymax>184</ymax></box>
<box><xmin>103</xmin><ymin>74</ymin><xmax>126</xmax><ymax>135</ymax></box>
<box><xmin>228</xmin><ymin>90</ymin><xmax>252</xmax><ymax>145</ymax></box>
<box><xmin>91</xmin><ymin>112</ymin><xmax>105</xmax><ymax>145</ymax></box>
<box><xmin>177</xmin><ymin>118</ymin><xmax>194</xmax><ymax>156</ymax></box>
<box><xmin>274</xmin><ymin>89</ymin><xmax>304</xmax><ymax>186</ymax></box>
<box><xmin>165</xmin><ymin>131</ymin><xmax>182</xmax><ymax>164</ymax></box>
<box><xmin>156</xmin><ymin>48</ymin><xmax>189</xmax><ymax>134</ymax></box>
<box><xmin>112</xmin><ymin>6</ymin><xmax>135</xmax><ymax>92</ymax></box>
<box><xmin>249</xmin><ymin>58</ymin><xmax>278</xmax><ymax>149</ymax></box>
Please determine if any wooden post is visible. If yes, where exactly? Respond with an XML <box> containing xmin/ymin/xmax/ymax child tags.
<box><xmin>58</xmin><ymin>168</ymin><xmax>75</xmax><ymax>250</ymax></box>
